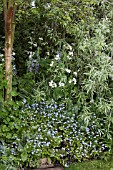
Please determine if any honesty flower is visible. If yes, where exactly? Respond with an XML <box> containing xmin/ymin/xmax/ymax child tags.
<box><xmin>68</xmin><ymin>44</ymin><xmax>72</xmax><ymax>51</ymax></box>
<box><xmin>49</xmin><ymin>80</ymin><xmax>57</xmax><ymax>88</ymax></box>
<box><xmin>39</xmin><ymin>37</ymin><xmax>43</xmax><ymax>40</ymax></box>
<box><xmin>63</xmin><ymin>44</ymin><xmax>72</xmax><ymax>51</ymax></box>
<box><xmin>69</xmin><ymin>51</ymin><xmax>73</xmax><ymax>56</ymax></box>
<box><xmin>55</xmin><ymin>54</ymin><xmax>60</xmax><ymax>60</ymax></box>
<box><xmin>59</xmin><ymin>82</ymin><xmax>65</xmax><ymax>87</ymax></box>
<box><xmin>32</xmin><ymin>1</ymin><xmax>35</xmax><ymax>8</ymax></box>
<box><xmin>69</xmin><ymin>78</ymin><xmax>77</xmax><ymax>84</ymax></box>
<box><xmin>69</xmin><ymin>79</ymin><xmax>73</xmax><ymax>83</ymax></box>
<box><xmin>73</xmin><ymin>72</ymin><xmax>77</xmax><ymax>76</ymax></box>
<box><xmin>45</xmin><ymin>3</ymin><xmax>51</xmax><ymax>8</ymax></box>
<box><xmin>67</xmin><ymin>55</ymin><xmax>72</xmax><ymax>60</ymax></box>
<box><xmin>50</xmin><ymin>61</ymin><xmax>54</xmax><ymax>67</ymax></box>
<box><xmin>12</xmin><ymin>52</ymin><xmax>16</xmax><ymax>56</ymax></box>
<box><xmin>65</xmin><ymin>68</ymin><xmax>71</xmax><ymax>73</ymax></box>
<box><xmin>46</xmin><ymin>52</ymin><xmax>50</xmax><ymax>55</ymax></box>
<box><xmin>29</xmin><ymin>52</ymin><xmax>33</xmax><ymax>58</ymax></box>
<box><xmin>73</xmin><ymin>78</ymin><xmax>76</xmax><ymax>84</ymax></box>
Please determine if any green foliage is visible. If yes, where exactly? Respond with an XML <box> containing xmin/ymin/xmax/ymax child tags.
<box><xmin>0</xmin><ymin>59</ymin><xmax>6</xmax><ymax>108</ymax></box>
<box><xmin>1</xmin><ymin>0</ymin><xmax>113</xmax><ymax>169</ymax></box>
<box><xmin>68</xmin><ymin>159</ymin><xmax>113</xmax><ymax>170</ymax></box>
<box><xmin>0</xmin><ymin>100</ymin><xmax>112</xmax><ymax>168</ymax></box>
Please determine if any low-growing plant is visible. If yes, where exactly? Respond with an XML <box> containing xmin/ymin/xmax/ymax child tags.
<box><xmin>0</xmin><ymin>99</ymin><xmax>112</xmax><ymax>169</ymax></box>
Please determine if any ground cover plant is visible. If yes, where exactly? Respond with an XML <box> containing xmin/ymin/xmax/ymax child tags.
<box><xmin>67</xmin><ymin>159</ymin><xmax>113</xmax><ymax>170</ymax></box>
<box><xmin>1</xmin><ymin>0</ymin><xmax>113</xmax><ymax>169</ymax></box>
<box><xmin>0</xmin><ymin>100</ymin><xmax>112</xmax><ymax>169</ymax></box>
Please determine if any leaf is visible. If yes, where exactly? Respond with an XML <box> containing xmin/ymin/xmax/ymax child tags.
<box><xmin>2</xmin><ymin>156</ymin><xmax>8</xmax><ymax>161</ymax></box>
<box><xmin>110</xmin><ymin>117</ymin><xmax>113</xmax><ymax>124</ymax></box>
<box><xmin>6</xmin><ymin>133</ymin><xmax>12</xmax><ymax>139</ymax></box>
<box><xmin>2</xmin><ymin>125</ymin><xmax>8</xmax><ymax>132</ymax></box>
<box><xmin>11</xmin><ymin>91</ymin><xmax>18</xmax><ymax>96</ymax></box>
<box><xmin>21</xmin><ymin>152</ymin><xmax>28</xmax><ymax>162</ymax></box>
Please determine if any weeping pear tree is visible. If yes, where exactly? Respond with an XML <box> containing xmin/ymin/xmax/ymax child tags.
<box><xmin>2</xmin><ymin>0</ymin><xmax>35</xmax><ymax>100</ymax></box>
<box><xmin>3</xmin><ymin>0</ymin><xmax>16</xmax><ymax>100</ymax></box>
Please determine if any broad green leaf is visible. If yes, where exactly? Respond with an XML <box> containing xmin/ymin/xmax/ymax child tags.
<box><xmin>21</xmin><ymin>152</ymin><xmax>28</xmax><ymax>162</ymax></box>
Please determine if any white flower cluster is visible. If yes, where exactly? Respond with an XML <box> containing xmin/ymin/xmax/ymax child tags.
<box><xmin>49</xmin><ymin>81</ymin><xmax>65</xmax><ymax>88</ymax></box>
<box><xmin>73</xmin><ymin>72</ymin><xmax>77</xmax><ymax>77</ymax></box>
<box><xmin>69</xmin><ymin>78</ymin><xmax>77</xmax><ymax>84</ymax></box>
<box><xmin>66</xmin><ymin>55</ymin><xmax>73</xmax><ymax>60</ymax></box>
<box><xmin>67</xmin><ymin>46</ymin><xmax>73</xmax><ymax>60</ymax></box>
<box><xmin>55</xmin><ymin>54</ymin><xmax>60</xmax><ymax>60</ymax></box>
<box><xmin>49</xmin><ymin>80</ymin><xmax>57</xmax><ymax>88</ymax></box>
<box><xmin>65</xmin><ymin>68</ymin><xmax>71</xmax><ymax>73</ymax></box>
<box><xmin>69</xmin><ymin>51</ymin><xmax>73</xmax><ymax>56</ymax></box>
<box><xmin>46</xmin><ymin>52</ymin><xmax>50</xmax><ymax>55</ymax></box>
<box><xmin>39</xmin><ymin>37</ymin><xmax>43</xmax><ymax>41</ymax></box>
<box><xmin>63</xmin><ymin>44</ymin><xmax>72</xmax><ymax>51</ymax></box>
<box><xmin>49</xmin><ymin>53</ymin><xmax>61</xmax><ymax>67</ymax></box>
<box><xmin>59</xmin><ymin>82</ymin><xmax>65</xmax><ymax>87</ymax></box>
<box><xmin>50</xmin><ymin>61</ymin><xmax>54</xmax><ymax>67</ymax></box>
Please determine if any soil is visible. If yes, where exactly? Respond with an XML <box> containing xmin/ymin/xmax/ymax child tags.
<box><xmin>27</xmin><ymin>166</ymin><xmax>64</xmax><ymax>170</ymax></box>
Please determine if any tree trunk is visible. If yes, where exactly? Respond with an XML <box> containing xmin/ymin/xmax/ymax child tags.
<box><xmin>3</xmin><ymin>0</ymin><xmax>16</xmax><ymax>100</ymax></box>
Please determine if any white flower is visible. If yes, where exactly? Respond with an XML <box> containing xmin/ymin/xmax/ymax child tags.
<box><xmin>68</xmin><ymin>45</ymin><xmax>72</xmax><ymax>51</ymax></box>
<box><xmin>73</xmin><ymin>72</ymin><xmax>77</xmax><ymax>76</ymax></box>
<box><xmin>59</xmin><ymin>82</ymin><xmax>65</xmax><ymax>87</ymax></box>
<box><xmin>47</xmin><ymin>3</ymin><xmax>51</xmax><ymax>8</ymax></box>
<box><xmin>63</xmin><ymin>44</ymin><xmax>66</xmax><ymax>48</ymax></box>
<box><xmin>69</xmin><ymin>51</ymin><xmax>73</xmax><ymax>56</ymax></box>
<box><xmin>0</xmin><ymin>53</ymin><xmax>4</xmax><ymax>57</ymax></box>
<box><xmin>33</xmin><ymin>43</ymin><xmax>37</xmax><ymax>47</ymax></box>
<box><xmin>22</xmin><ymin>98</ymin><xmax>26</xmax><ymax>104</ymax></box>
<box><xmin>67</xmin><ymin>56</ymin><xmax>72</xmax><ymax>60</ymax></box>
<box><xmin>65</xmin><ymin>68</ymin><xmax>71</xmax><ymax>73</ymax></box>
<box><xmin>64</xmin><ymin>44</ymin><xmax>72</xmax><ymax>50</ymax></box>
<box><xmin>49</xmin><ymin>80</ymin><xmax>57</xmax><ymax>88</ymax></box>
<box><xmin>69</xmin><ymin>79</ymin><xmax>73</xmax><ymax>83</ymax></box>
<box><xmin>50</xmin><ymin>61</ymin><xmax>54</xmax><ymax>67</ymax></box>
<box><xmin>39</xmin><ymin>37</ymin><xmax>43</xmax><ymax>40</ymax></box>
<box><xmin>73</xmin><ymin>78</ymin><xmax>76</xmax><ymax>84</ymax></box>
<box><xmin>45</xmin><ymin>3</ymin><xmax>51</xmax><ymax>8</ymax></box>
<box><xmin>55</xmin><ymin>54</ymin><xmax>60</xmax><ymax>60</ymax></box>
<box><xmin>12</xmin><ymin>52</ymin><xmax>15</xmax><ymax>56</ymax></box>
<box><xmin>46</xmin><ymin>52</ymin><xmax>50</xmax><ymax>55</ymax></box>
<box><xmin>32</xmin><ymin>1</ymin><xmax>35</xmax><ymax>8</ymax></box>
<box><xmin>69</xmin><ymin>78</ymin><xmax>77</xmax><ymax>84</ymax></box>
